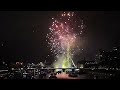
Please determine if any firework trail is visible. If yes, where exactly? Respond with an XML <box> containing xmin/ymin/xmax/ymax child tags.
<box><xmin>46</xmin><ymin>11</ymin><xmax>85</xmax><ymax>69</ymax></box>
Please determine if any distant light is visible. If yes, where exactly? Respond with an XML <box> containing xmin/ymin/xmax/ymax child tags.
<box><xmin>12</xmin><ymin>68</ymin><xmax>14</xmax><ymax>70</ymax></box>
<box><xmin>114</xmin><ymin>57</ymin><xmax>117</xmax><ymax>58</ymax></box>
<box><xmin>116</xmin><ymin>68</ymin><xmax>118</xmax><ymax>70</ymax></box>
<box><xmin>106</xmin><ymin>68</ymin><xmax>108</xmax><ymax>70</ymax></box>
<box><xmin>100</xmin><ymin>55</ymin><xmax>102</xmax><ymax>57</ymax></box>
<box><xmin>3</xmin><ymin>61</ymin><xmax>5</xmax><ymax>64</ymax></box>
<box><xmin>75</xmin><ymin>69</ymin><xmax>79</xmax><ymax>71</ymax></box>
<box><xmin>1</xmin><ymin>43</ymin><xmax>4</xmax><ymax>46</ymax></box>
<box><xmin>80</xmin><ymin>64</ymin><xmax>84</xmax><ymax>68</ymax></box>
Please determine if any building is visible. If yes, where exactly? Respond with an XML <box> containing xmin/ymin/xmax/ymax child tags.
<box><xmin>77</xmin><ymin>60</ymin><xmax>97</xmax><ymax>68</ymax></box>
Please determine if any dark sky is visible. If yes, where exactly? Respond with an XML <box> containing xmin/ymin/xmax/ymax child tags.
<box><xmin>0</xmin><ymin>11</ymin><xmax>120</xmax><ymax>63</ymax></box>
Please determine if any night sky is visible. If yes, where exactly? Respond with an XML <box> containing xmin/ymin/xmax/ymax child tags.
<box><xmin>0</xmin><ymin>11</ymin><xmax>120</xmax><ymax>63</ymax></box>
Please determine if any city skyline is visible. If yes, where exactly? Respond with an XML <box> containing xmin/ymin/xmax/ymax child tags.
<box><xmin>0</xmin><ymin>11</ymin><xmax>120</xmax><ymax>63</ymax></box>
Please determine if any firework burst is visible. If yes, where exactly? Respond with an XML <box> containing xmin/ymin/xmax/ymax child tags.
<box><xmin>46</xmin><ymin>11</ymin><xmax>85</xmax><ymax>68</ymax></box>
